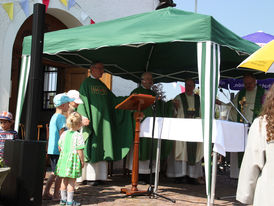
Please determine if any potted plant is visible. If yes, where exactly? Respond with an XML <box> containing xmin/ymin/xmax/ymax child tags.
<box><xmin>0</xmin><ymin>157</ymin><xmax>10</xmax><ymax>189</ymax></box>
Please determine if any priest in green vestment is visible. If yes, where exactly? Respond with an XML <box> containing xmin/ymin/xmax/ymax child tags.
<box><xmin>76</xmin><ymin>62</ymin><xmax>133</xmax><ymax>185</ymax></box>
<box><xmin>230</xmin><ymin>74</ymin><xmax>265</xmax><ymax>124</ymax></box>
<box><xmin>126</xmin><ymin>72</ymin><xmax>173</xmax><ymax>183</ymax></box>
<box><xmin>229</xmin><ymin>73</ymin><xmax>265</xmax><ymax>178</ymax></box>
<box><xmin>166</xmin><ymin>78</ymin><xmax>204</xmax><ymax>184</ymax></box>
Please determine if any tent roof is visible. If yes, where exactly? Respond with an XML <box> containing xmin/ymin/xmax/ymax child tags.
<box><xmin>242</xmin><ymin>31</ymin><xmax>274</xmax><ymax>44</ymax></box>
<box><xmin>22</xmin><ymin>7</ymin><xmax>262</xmax><ymax>83</ymax></box>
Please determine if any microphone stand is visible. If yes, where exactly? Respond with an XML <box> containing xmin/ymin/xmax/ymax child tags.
<box><xmin>219</xmin><ymin>87</ymin><xmax>250</xmax><ymax>156</ymax></box>
<box><xmin>146</xmin><ymin>96</ymin><xmax>176</xmax><ymax>203</ymax></box>
<box><xmin>219</xmin><ymin>88</ymin><xmax>250</xmax><ymax>126</ymax></box>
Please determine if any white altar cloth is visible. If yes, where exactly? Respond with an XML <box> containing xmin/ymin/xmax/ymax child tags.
<box><xmin>140</xmin><ymin>117</ymin><xmax>249</xmax><ymax>156</ymax></box>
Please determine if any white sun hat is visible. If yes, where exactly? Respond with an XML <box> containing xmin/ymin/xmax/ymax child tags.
<box><xmin>67</xmin><ymin>90</ymin><xmax>83</xmax><ymax>104</ymax></box>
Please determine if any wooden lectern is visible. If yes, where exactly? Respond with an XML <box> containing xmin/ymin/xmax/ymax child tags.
<box><xmin>115</xmin><ymin>94</ymin><xmax>155</xmax><ymax>196</ymax></box>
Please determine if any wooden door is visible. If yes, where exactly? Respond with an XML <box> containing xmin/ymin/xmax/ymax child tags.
<box><xmin>101</xmin><ymin>73</ymin><xmax>112</xmax><ymax>90</ymax></box>
<box><xmin>64</xmin><ymin>67</ymin><xmax>88</xmax><ymax>91</ymax></box>
<box><xmin>64</xmin><ymin>67</ymin><xmax>112</xmax><ymax>91</ymax></box>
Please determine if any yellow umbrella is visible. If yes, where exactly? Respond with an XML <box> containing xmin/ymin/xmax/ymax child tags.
<box><xmin>237</xmin><ymin>40</ymin><xmax>274</xmax><ymax>73</ymax></box>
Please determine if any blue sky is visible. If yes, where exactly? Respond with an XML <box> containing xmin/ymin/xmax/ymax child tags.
<box><xmin>173</xmin><ymin>0</ymin><xmax>274</xmax><ymax>37</ymax></box>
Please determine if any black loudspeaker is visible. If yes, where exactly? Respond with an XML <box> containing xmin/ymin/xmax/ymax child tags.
<box><xmin>0</xmin><ymin>140</ymin><xmax>47</xmax><ymax>206</ymax></box>
<box><xmin>25</xmin><ymin>3</ymin><xmax>45</xmax><ymax>141</ymax></box>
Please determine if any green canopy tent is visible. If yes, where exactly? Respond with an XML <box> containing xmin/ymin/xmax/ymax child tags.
<box><xmin>15</xmin><ymin>8</ymin><xmax>259</xmax><ymax>205</ymax></box>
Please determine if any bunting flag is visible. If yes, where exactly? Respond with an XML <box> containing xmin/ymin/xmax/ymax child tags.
<box><xmin>68</xmin><ymin>0</ymin><xmax>75</xmax><ymax>10</ymax></box>
<box><xmin>60</xmin><ymin>0</ymin><xmax>68</xmax><ymax>7</ymax></box>
<box><xmin>0</xmin><ymin>0</ymin><xmax>90</xmax><ymax>22</ymax></box>
<box><xmin>179</xmin><ymin>85</ymin><xmax>185</xmax><ymax>93</ymax></box>
<box><xmin>90</xmin><ymin>19</ymin><xmax>95</xmax><ymax>24</ymax></box>
<box><xmin>2</xmin><ymin>3</ymin><xmax>14</xmax><ymax>20</ymax></box>
<box><xmin>19</xmin><ymin>0</ymin><xmax>29</xmax><ymax>16</ymax></box>
<box><xmin>42</xmin><ymin>0</ymin><xmax>50</xmax><ymax>11</ymax></box>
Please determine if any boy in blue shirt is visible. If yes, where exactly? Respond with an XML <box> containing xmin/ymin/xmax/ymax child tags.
<box><xmin>43</xmin><ymin>93</ymin><xmax>74</xmax><ymax>201</ymax></box>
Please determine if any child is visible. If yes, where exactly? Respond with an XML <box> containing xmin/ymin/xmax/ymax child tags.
<box><xmin>0</xmin><ymin>111</ymin><xmax>18</xmax><ymax>159</ymax></box>
<box><xmin>56</xmin><ymin>112</ymin><xmax>84</xmax><ymax>206</ymax></box>
<box><xmin>67</xmin><ymin>90</ymin><xmax>83</xmax><ymax>114</ymax></box>
<box><xmin>43</xmin><ymin>93</ymin><xmax>75</xmax><ymax>201</ymax></box>
<box><xmin>66</xmin><ymin>90</ymin><xmax>89</xmax><ymax>132</ymax></box>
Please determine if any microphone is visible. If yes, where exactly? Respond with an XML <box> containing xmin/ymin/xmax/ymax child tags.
<box><xmin>154</xmin><ymin>94</ymin><xmax>159</xmax><ymax>101</ymax></box>
<box><xmin>218</xmin><ymin>86</ymin><xmax>224</xmax><ymax>93</ymax></box>
<box><xmin>152</xmin><ymin>94</ymin><xmax>159</xmax><ymax>109</ymax></box>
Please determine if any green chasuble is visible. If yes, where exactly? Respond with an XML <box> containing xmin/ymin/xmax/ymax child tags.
<box><xmin>179</xmin><ymin>93</ymin><xmax>200</xmax><ymax>165</ymax></box>
<box><xmin>237</xmin><ymin>86</ymin><xmax>265</xmax><ymax>122</ymax></box>
<box><xmin>77</xmin><ymin>77</ymin><xmax>134</xmax><ymax>163</ymax></box>
<box><xmin>130</xmin><ymin>87</ymin><xmax>173</xmax><ymax>161</ymax></box>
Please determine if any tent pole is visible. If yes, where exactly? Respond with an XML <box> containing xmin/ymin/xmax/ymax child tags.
<box><xmin>198</xmin><ymin>41</ymin><xmax>220</xmax><ymax>206</ymax></box>
<box><xmin>14</xmin><ymin>55</ymin><xmax>28</xmax><ymax>132</ymax></box>
<box><xmin>145</xmin><ymin>45</ymin><xmax>154</xmax><ymax>72</ymax></box>
<box><xmin>153</xmin><ymin>133</ymin><xmax>162</xmax><ymax>192</ymax></box>
<box><xmin>210</xmin><ymin>151</ymin><xmax>218</xmax><ymax>205</ymax></box>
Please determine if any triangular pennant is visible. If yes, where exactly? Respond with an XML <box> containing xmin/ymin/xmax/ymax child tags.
<box><xmin>90</xmin><ymin>19</ymin><xmax>95</xmax><ymax>24</ymax></box>
<box><xmin>42</xmin><ymin>0</ymin><xmax>50</xmax><ymax>11</ymax></box>
<box><xmin>68</xmin><ymin>0</ymin><xmax>75</xmax><ymax>10</ymax></box>
<box><xmin>19</xmin><ymin>0</ymin><xmax>29</xmax><ymax>17</ymax></box>
<box><xmin>60</xmin><ymin>0</ymin><xmax>68</xmax><ymax>7</ymax></box>
<box><xmin>2</xmin><ymin>3</ymin><xmax>14</xmax><ymax>20</ymax></box>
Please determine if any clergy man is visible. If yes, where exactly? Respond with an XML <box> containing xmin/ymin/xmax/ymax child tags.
<box><xmin>166</xmin><ymin>78</ymin><xmax>204</xmax><ymax>184</ymax></box>
<box><xmin>126</xmin><ymin>72</ymin><xmax>173</xmax><ymax>184</ymax></box>
<box><xmin>77</xmin><ymin>62</ymin><xmax>133</xmax><ymax>185</ymax></box>
<box><xmin>229</xmin><ymin>73</ymin><xmax>265</xmax><ymax>124</ymax></box>
<box><xmin>229</xmin><ymin>73</ymin><xmax>265</xmax><ymax>178</ymax></box>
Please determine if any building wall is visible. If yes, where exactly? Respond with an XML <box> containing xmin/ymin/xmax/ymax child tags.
<box><xmin>0</xmin><ymin>0</ymin><xmax>159</xmax><ymax>112</ymax></box>
<box><xmin>112</xmin><ymin>76</ymin><xmax>138</xmax><ymax>96</ymax></box>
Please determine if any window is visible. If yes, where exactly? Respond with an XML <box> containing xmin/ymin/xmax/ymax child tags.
<box><xmin>43</xmin><ymin>66</ymin><xmax>58</xmax><ymax>109</ymax></box>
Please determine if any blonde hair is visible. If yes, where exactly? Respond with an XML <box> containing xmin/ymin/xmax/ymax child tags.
<box><xmin>66</xmin><ymin>112</ymin><xmax>82</xmax><ymax>130</ymax></box>
<box><xmin>260</xmin><ymin>84</ymin><xmax>274</xmax><ymax>142</ymax></box>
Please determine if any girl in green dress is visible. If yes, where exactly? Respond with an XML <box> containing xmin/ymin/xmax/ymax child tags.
<box><xmin>56</xmin><ymin>112</ymin><xmax>85</xmax><ymax>206</ymax></box>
